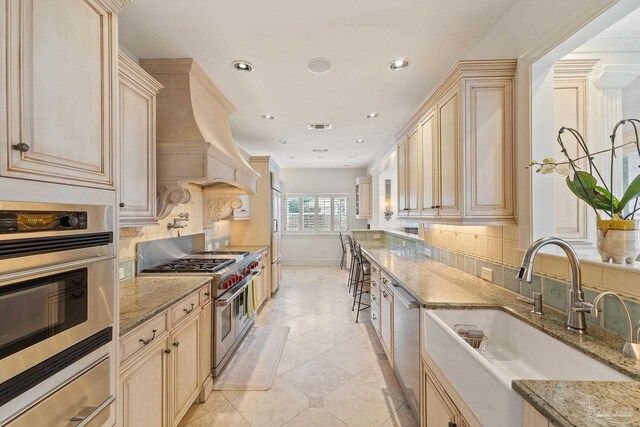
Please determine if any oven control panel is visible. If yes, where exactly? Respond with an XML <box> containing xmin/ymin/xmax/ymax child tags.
<box><xmin>0</xmin><ymin>210</ymin><xmax>87</xmax><ymax>234</ymax></box>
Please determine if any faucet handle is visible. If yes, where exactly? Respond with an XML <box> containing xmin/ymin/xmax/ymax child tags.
<box><xmin>572</xmin><ymin>301</ymin><xmax>595</xmax><ymax>315</ymax></box>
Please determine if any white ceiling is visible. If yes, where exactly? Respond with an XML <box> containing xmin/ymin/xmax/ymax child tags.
<box><xmin>119</xmin><ymin>0</ymin><xmax>515</xmax><ymax>169</ymax></box>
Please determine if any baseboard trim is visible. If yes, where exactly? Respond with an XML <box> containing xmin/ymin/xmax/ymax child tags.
<box><xmin>282</xmin><ymin>259</ymin><xmax>341</xmax><ymax>266</ymax></box>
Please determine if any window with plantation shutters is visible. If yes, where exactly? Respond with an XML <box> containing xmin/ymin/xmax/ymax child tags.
<box><xmin>284</xmin><ymin>194</ymin><xmax>349</xmax><ymax>234</ymax></box>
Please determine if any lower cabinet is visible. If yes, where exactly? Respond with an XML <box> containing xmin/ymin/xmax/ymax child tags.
<box><xmin>170</xmin><ymin>316</ymin><xmax>200</xmax><ymax>426</ymax></box>
<box><xmin>523</xmin><ymin>401</ymin><xmax>557</xmax><ymax>427</ymax></box>
<box><xmin>198</xmin><ymin>301</ymin><xmax>212</xmax><ymax>401</ymax></box>
<box><xmin>120</xmin><ymin>338</ymin><xmax>169</xmax><ymax>427</ymax></box>
<box><xmin>421</xmin><ymin>359</ymin><xmax>478</xmax><ymax>427</ymax></box>
<box><xmin>380</xmin><ymin>283</ymin><xmax>394</xmax><ymax>365</ymax></box>
<box><xmin>120</xmin><ymin>284</ymin><xmax>211</xmax><ymax>427</ymax></box>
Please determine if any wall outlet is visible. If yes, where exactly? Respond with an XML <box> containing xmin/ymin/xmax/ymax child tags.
<box><xmin>424</xmin><ymin>248</ymin><xmax>432</xmax><ymax>258</ymax></box>
<box><xmin>215</xmin><ymin>242</ymin><xmax>220</xmax><ymax>249</ymax></box>
<box><xmin>481</xmin><ymin>267</ymin><xmax>493</xmax><ymax>282</ymax></box>
<box><xmin>207</xmin><ymin>242</ymin><xmax>213</xmax><ymax>251</ymax></box>
<box><xmin>225</xmin><ymin>240</ymin><xmax>229</xmax><ymax>247</ymax></box>
<box><xmin>402</xmin><ymin>240</ymin><xmax>406</xmax><ymax>248</ymax></box>
<box><xmin>118</xmin><ymin>267</ymin><xmax>125</xmax><ymax>280</ymax></box>
<box><xmin>373</xmin><ymin>234</ymin><xmax>381</xmax><ymax>240</ymax></box>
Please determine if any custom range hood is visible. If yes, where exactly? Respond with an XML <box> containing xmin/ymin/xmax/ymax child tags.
<box><xmin>139</xmin><ymin>58</ymin><xmax>260</xmax><ymax>219</ymax></box>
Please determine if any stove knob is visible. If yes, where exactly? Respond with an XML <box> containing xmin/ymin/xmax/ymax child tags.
<box><xmin>59</xmin><ymin>215</ymin><xmax>79</xmax><ymax>228</ymax></box>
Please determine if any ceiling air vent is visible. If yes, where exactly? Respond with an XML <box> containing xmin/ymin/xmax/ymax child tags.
<box><xmin>307</xmin><ymin>123</ymin><xmax>332</xmax><ymax>130</ymax></box>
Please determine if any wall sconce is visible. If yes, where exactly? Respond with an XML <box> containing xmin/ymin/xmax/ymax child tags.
<box><xmin>384</xmin><ymin>179</ymin><xmax>394</xmax><ymax>221</ymax></box>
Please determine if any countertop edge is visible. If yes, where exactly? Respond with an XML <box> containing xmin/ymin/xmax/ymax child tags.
<box><xmin>512</xmin><ymin>381</ymin><xmax>574</xmax><ymax>427</ymax></box>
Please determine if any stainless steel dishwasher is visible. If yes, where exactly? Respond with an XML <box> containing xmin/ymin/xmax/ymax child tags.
<box><xmin>392</xmin><ymin>283</ymin><xmax>421</xmax><ymax>421</ymax></box>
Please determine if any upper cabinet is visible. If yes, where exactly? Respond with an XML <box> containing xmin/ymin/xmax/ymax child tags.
<box><xmin>355</xmin><ymin>176</ymin><xmax>372</xmax><ymax>219</ymax></box>
<box><xmin>118</xmin><ymin>52</ymin><xmax>163</xmax><ymax>228</ymax></box>
<box><xmin>0</xmin><ymin>0</ymin><xmax>125</xmax><ymax>189</ymax></box>
<box><xmin>396</xmin><ymin>60</ymin><xmax>517</xmax><ymax>225</ymax></box>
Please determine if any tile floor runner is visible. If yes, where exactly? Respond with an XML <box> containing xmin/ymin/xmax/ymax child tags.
<box><xmin>180</xmin><ymin>266</ymin><xmax>417</xmax><ymax>427</ymax></box>
<box><xmin>213</xmin><ymin>326</ymin><xmax>290</xmax><ymax>391</ymax></box>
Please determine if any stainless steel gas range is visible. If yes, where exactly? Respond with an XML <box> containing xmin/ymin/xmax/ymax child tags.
<box><xmin>137</xmin><ymin>234</ymin><xmax>264</xmax><ymax>376</ymax></box>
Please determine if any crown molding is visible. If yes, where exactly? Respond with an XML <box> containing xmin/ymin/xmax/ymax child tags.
<box><xmin>554</xmin><ymin>59</ymin><xmax>600</xmax><ymax>79</ymax></box>
<box><xmin>593</xmin><ymin>64</ymin><xmax>640</xmax><ymax>89</ymax></box>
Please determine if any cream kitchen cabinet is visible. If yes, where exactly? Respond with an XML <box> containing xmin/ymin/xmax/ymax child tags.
<box><xmin>119</xmin><ymin>284</ymin><xmax>210</xmax><ymax>427</ymax></box>
<box><xmin>380</xmin><ymin>279</ymin><xmax>394</xmax><ymax>365</ymax></box>
<box><xmin>397</xmin><ymin>60</ymin><xmax>516</xmax><ymax>225</ymax></box>
<box><xmin>170</xmin><ymin>315</ymin><xmax>200</xmax><ymax>426</ymax></box>
<box><xmin>421</xmin><ymin>358</ymin><xmax>480</xmax><ymax>427</ymax></box>
<box><xmin>1</xmin><ymin>0</ymin><xmax>123</xmax><ymax>189</ymax></box>
<box><xmin>120</xmin><ymin>337</ymin><xmax>169</xmax><ymax>427</ymax></box>
<box><xmin>523</xmin><ymin>401</ymin><xmax>558</xmax><ymax>427</ymax></box>
<box><xmin>398</xmin><ymin>127</ymin><xmax>421</xmax><ymax>217</ymax></box>
<box><xmin>118</xmin><ymin>52</ymin><xmax>163</xmax><ymax>227</ymax></box>
<box><xmin>355</xmin><ymin>176</ymin><xmax>372</xmax><ymax>219</ymax></box>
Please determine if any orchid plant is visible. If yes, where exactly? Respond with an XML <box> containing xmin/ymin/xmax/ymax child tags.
<box><xmin>529</xmin><ymin>119</ymin><xmax>640</xmax><ymax>221</ymax></box>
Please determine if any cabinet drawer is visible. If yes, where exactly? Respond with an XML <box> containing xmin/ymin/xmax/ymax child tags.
<box><xmin>370</xmin><ymin>277</ymin><xmax>381</xmax><ymax>312</ymax></box>
<box><xmin>170</xmin><ymin>292</ymin><xmax>200</xmax><ymax>326</ymax></box>
<box><xmin>370</xmin><ymin>263</ymin><xmax>381</xmax><ymax>281</ymax></box>
<box><xmin>370</xmin><ymin>305</ymin><xmax>380</xmax><ymax>337</ymax></box>
<box><xmin>199</xmin><ymin>283</ymin><xmax>212</xmax><ymax>305</ymax></box>
<box><xmin>380</xmin><ymin>271</ymin><xmax>393</xmax><ymax>288</ymax></box>
<box><xmin>120</xmin><ymin>312</ymin><xmax>168</xmax><ymax>364</ymax></box>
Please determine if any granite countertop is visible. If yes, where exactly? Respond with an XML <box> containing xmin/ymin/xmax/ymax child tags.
<box><xmin>119</xmin><ymin>276</ymin><xmax>211</xmax><ymax>336</ymax></box>
<box><xmin>513</xmin><ymin>380</ymin><xmax>640</xmax><ymax>427</ymax></box>
<box><xmin>358</xmin><ymin>242</ymin><xmax>640</xmax><ymax>427</ymax></box>
<box><xmin>222</xmin><ymin>245</ymin><xmax>269</xmax><ymax>253</ymax></box>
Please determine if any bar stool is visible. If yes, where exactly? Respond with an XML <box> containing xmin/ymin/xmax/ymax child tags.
<box><xmin>346</xmin><ymin>235</ymin><xmax>358</xmax><ymax>293</ymax></box>
<box><xmin>339</xmin><ymin>232</ymin><xmax>347</xmax><ymax>270</ymax></box>
<box><xmin>351</xmin><ymin>242</ymin><xmax>371</xmax><ymax>323</ymax></box>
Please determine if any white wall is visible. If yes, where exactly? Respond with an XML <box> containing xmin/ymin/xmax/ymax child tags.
<box><xmin>280</xmin><ymin>168</ymin><xmax>368</xmax><ymax>265</ymax></box>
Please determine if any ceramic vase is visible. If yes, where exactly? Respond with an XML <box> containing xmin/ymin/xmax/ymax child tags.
<box><xmin>596</xmin><ymin>215</ymin><xmax>640</xmax><ymax>264</ymax></box>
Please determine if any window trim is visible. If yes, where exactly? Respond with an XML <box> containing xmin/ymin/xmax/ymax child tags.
<box><xmin>284</xmin><ymin>193</ymin><xmax>349</xmax><ymax>235</ymax></box>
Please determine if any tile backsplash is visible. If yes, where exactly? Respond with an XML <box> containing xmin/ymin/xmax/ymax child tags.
<box><xmin>353</xmin><ymin>229</ymin><xmax>640</xmax><ymax>341</ymax></box>
<box><xmin>118</xmin><ymin>184</ymin><xmax>231</xmax><ymax>280</ymax></box>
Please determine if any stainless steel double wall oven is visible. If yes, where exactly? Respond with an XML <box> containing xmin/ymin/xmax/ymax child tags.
<box><xmin>0</xmin><ymin>202</ymin><xmax>116</xmax><ymax>423</ymax></box>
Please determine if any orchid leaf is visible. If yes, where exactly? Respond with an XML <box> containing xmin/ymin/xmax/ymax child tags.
<box><xmin>565</xmin><ymin>172</ymin><xmax>618</xmax><ymax>213</ymax></box>
<box><xmin>618</xmin><ymin>173</ymin><xmax>640</xmax><ymax>213</ymax></box>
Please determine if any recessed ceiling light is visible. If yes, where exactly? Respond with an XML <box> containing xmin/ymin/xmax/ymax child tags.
<box><xmin>317</xmin><ymin>156</ymin><xmax>325</xmax><ymax>159</ymax></box>
<box><xmin>232</xmin><ymin>60</ymin><xmax>254</xmax><ymax>72</ymax></box>
<box><xmin>307</xmin><ymin>58</ymin><xmax>332</xmax><ymax>74</ymax></box>
<box><xmin>389</xmin><ymin>58</ymin><xmax>410</xmax><ymax>70</ymax></box>
<box><xmin>355</xmin><ymin>139</ymin><xmax>365</xmax><ymax>144</ymax></box>
<box><xmin>278</xmin><ymin>140</ymin><xmax>288</xmax><ymax>144</ymax></box>
<box><xmin>366</xmin><ymin>113</ymin><xmax>380</xmax><ymax>119</ymax></box>
<box><xmin>348</xmin><ymin>155</ymin><xmax>356</xmax><ymax>158</ymax></box>
<box><xmin>262</xmin><ymin>114</ymin><xmax>275</xmax><ymax>120</ymax></box>
<box><xmin>312</xmin><ymin>149</ymin><xmax>328</xmax><ymax>153</ymax></box>
<box><xmin>288</xmin><ymin>155</ymin><xmax>295</xmax><ymax>158</ymax></box>
<box><xmin>344</xmin><ymin>164</ymin><xmax>350</xmax><ymax>167</ymax></box>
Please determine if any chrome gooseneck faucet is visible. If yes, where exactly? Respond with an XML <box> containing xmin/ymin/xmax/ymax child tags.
<box><xmin>517</xmin><ymin>237</ymin><xmax>587</xmax><ymax>333</ymax></box>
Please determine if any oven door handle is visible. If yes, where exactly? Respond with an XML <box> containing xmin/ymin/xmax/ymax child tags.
<box><xmin>216</xmin><ymin>272</ymin><xmax>257</xmax><ymax>307</ymax></box>
<box><xmin>0</xmin><ymin>254</ymin><xmax>117</xmax><ymax>283</ymax></box>
<box><xmin>69</xmin><ymin>394</ymin><xmax>115</xmax><ymax>426</ymax></box>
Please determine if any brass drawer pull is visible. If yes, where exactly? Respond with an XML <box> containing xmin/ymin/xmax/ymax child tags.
<box><xmin>183</xmin><ymin>303</ymin><xmax>195</xmax><ymax>314</ymax></box>
<box><xmin>173</xmin><ymin>341</ymin><xmax>180</xmax><ymax>347</ymax></box>
<box><xmin>12</xmin><ymin>142</ymin><xmax>30</xmax><ymax>152</ymax></box>
<box><xmin>139</xmin><ymin>329</ymin><xmax>157</xmax><ymax>346</ymax></box>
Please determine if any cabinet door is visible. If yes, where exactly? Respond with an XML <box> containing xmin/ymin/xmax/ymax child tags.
<box><xmin>198</xmin><ymin>303</ymin><xmax>212</xmax><ymax>388</ymax></box>
<box><xmin>424</xmin><ymin>370</ymin><xmax>458</xmax><ymax>427</ymax></box>
<box><xmin>464</xmin><ymin>78</ymin><xmax>515</xmax><ymax>219</ymax></box>
<box><xmin>360</xmin><ymin>180</ymin><xmax>372</xmax><ymax>218</ymax></box>
<box><xmin>407</xmin><ymin>127</ymin><xmax>420</xmax><ymax>214</ymax></box>
<box><xmin>170</xmin><ymin>316</ymin><xmax>200</xmax><ymax>426</ymax></box>
<box><xmin>397</xmin><ymin>142</ymin><xmax>408</xmax><ymax>216</ymax></box>
<box><xmin>421</xmin><ymin>110</ymin><xmax>438</xmax><ymax>216</ymax></box>
<box><xmin>380</xmin><ymin>286</ymin><xmax>393</xmax><ymax>364</ymax></box>
<box><xmin>437</xmin><ymin>88</ymin><xmax>462</xmax><ymax>217</ymax></box>
<box><xmin>120</xmin><ymin>339</ymin><xmax>169</xmax><ymax>427</ymax></box>
<box><xmin>119</xmin><ymin>53</ymin><xmax>161</xmax><ymax>226</ymax></box>
<box><xmin>1</xmin><ymin>0</ymin><xmax>116</xmax><ymax>188</ymax></box>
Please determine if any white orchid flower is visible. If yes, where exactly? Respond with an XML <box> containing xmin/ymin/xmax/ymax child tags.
<box><xmin>554</xmin><ymin>163</ymin><xmax>572</xmax><ymax>177</ymax></box>
<box><xmin>536</xmin><ymin>157</ymin><xmax>557</xmax><ymax>174</ymax></box>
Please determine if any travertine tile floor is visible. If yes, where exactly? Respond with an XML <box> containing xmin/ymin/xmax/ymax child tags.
<box><xmin>179</xmin><ymin>265</ymin><xmax>418</xmax><ymax>427</ymax></box>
